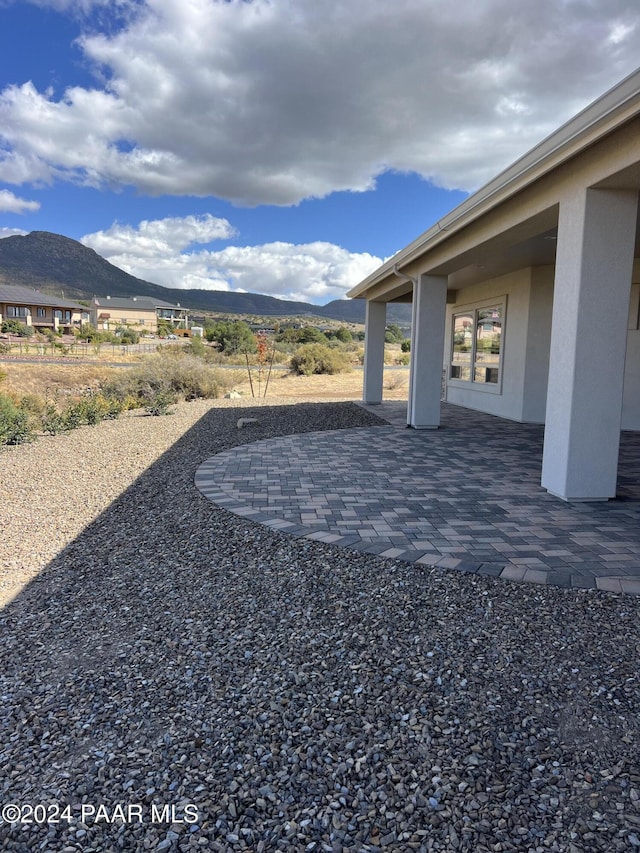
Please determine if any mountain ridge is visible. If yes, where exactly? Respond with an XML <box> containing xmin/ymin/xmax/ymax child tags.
<box><xmin>0</xmin><ymin>231</ymin><xmax>411</xmax><ymax>324</ymax></box>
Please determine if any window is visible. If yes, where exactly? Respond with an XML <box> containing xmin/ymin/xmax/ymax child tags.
<box><xmin>7</xmin><ymin>306</ymin><xmax>28</xmax><ymax>318</ymax></box>
<box><xmin>450</xmin><ymin>302</ymin><xmax>504</xmax><ymax>387</ymax></box>
<box><xmin>37</xmin><ymin>307</ymin><xmax>46</xmax><ymax>318</ymax></box>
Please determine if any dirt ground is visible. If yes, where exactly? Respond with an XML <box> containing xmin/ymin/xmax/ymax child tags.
<box><xmin>232</xmin><ymin>366</ymin><xmax>409</xmax><ymax>400</ymax></box>
<box><xmin>0</xmin><ymin>359</ymin><xmax>410</xmax><ymax>401</ymax></box>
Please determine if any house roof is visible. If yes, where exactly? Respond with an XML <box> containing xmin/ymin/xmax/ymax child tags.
<box><xmin>93</xmin><ymin>296</ymin><xmax>186</xmax><ymax>311</ymax></box>
<box><xmin>0</xmin><ymin>284</ymin><xmax>85</xmax><ymax>310</ymax></box>
<box><xmin>348</xmin><ymin>67</ymin><xmax>640</xmax><ymax>301</ymax></box>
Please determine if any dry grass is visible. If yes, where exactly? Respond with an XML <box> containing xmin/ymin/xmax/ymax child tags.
<box><xmin>232</xmin><ymin>367</ymin><xmax>410</xmax><ymax>400</ymax></box>
<box><xmin>0</xmin><ymin>359</ymin><xmax>410</xmax><ymax>402</ymax></box>
<box><xmin>1</xmin><ymin>362</ymin><xmax>121</xmax><ymax>399</ymax></box>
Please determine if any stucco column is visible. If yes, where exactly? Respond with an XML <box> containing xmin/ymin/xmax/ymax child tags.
<box><xmin>542</xmin><ymin>187</ymin><xmax>638</xmax><ymax>500</ymax></box>
<box><xmin>408</xmin><ymin>274</ymin><xmax>447</xmax><ymax>428</ymax></box>
<box><xmin>363</xmin><ymin>300</ymin><xmax>387</xmax><ymax>404</ymax></box>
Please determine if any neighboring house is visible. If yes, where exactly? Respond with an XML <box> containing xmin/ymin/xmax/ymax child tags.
<box><xmin>0</xmin><ymin>284</ymin><xmax>88</xmax><ymax>332</ymax></box>
<box><xmin>90</xmin><ymin>296</ymin><xmax>189</xmax><ymax>334</ymax></box>
<box><xmin>349</xmin><ymin>68</ymin><xmax>640</xmax><ymax>503</ymax></box>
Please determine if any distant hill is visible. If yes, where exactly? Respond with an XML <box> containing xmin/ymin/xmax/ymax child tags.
<box><xmin>0</xmin><ymin>231</ymin><xmax>411</xmax><ymax>324</ymax></box>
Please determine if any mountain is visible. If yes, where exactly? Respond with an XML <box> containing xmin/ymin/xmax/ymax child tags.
<box><xmin>0</xmin><ymin>231</ymin><xmax>411</xmax><ymax>324</ymax></box>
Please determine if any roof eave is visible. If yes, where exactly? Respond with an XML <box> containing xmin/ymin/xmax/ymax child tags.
<box><xmin>348</xmin><ymin>67</ymin><xmax>640</xmax><ymax>300</ymax></box>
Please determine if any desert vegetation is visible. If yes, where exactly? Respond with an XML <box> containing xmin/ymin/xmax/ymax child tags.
<box><xmin>0</xmin><ymin>351</ymin><xmax>242</xmax><ymax>446</ymax></box>
<box><xmin>0</xmin><ymin>318</ymin><xmax>411</xmax><ymax>445</ymax></box>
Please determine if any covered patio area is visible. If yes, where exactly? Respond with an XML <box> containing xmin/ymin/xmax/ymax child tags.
<box><xmin>350</xmin><ymin>69</ymin><xmax>640</xmax><ymax>504</ymax></box>
<box><xmin>195</xmin><ymin>402</ymin><xmax>640</xmax><ymax>594</ymax></box>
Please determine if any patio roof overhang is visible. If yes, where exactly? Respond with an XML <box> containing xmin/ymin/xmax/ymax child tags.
<box><xmin>348</xmin><ymin>67</ymin><xmax>640</xmax><ymax>304</ymax></box>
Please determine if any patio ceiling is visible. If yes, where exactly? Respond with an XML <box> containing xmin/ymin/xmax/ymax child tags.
<box><xmin>381</xmin><ymin>195</ymin><xmax>640</xmax><ymax>304</ymax></box>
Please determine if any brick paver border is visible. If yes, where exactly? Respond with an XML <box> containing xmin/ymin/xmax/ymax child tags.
<box><xmin>195</xmin><ymin>404</ymin><xmax>640</xmax><ymax>594</ymax></box>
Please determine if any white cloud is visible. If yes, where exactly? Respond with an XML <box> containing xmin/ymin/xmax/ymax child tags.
<box><xmin>81</xmin><ymin>215</ymin><xmax>382</xmax><ymax>303</ymax></box>
<box><xmin>0</xmin><ymin>189</ymin><xmax>40</xmax><ymax>214</ymax></box>
<box><xmin>82</xmin><ymin>213</ymin><xmax>236</xmax><ymax>256</ymax></box>
<box><xmin>1</xmin><ymin>1</ymin><xmax>640</xmax><ymax>203</ymax></box>
<box><xmin>0</xmin><ymin>227</ymin><xmax>28</xmax><ymax>239</ymax></box>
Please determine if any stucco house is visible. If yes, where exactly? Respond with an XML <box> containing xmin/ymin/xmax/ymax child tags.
<box><xmin>90</xmin><ymin>296</ymin><xmax>189</xmax><ymax>334</ymax></box>
<box><xmin>349</xmin><ymin>69</ymin><xmax>640</xmax><ymax>503</ymax></box>
<box><xmin>0</xmin><ymin>284</ymin><xmax>88</xmax><ymax>332</ymax></box>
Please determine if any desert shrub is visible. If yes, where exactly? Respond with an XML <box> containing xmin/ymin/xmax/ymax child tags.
<box><xmin>61</xmin><ymin>400</ymin><xmax>86</xmax><ymax>430</ymax></box>
<box><xmin>167</xmin><ymin>357</ymin><xmax>224</xmax><ymax>400</ymax></box>
<box><xmin>99</xmin><ymin>394</ymin><xmax>126</xmax><ymax>419</ymax></box>
<box><xmin>0</xmin><ymin>394</ymin><xmax>34</xmax><ymax>445</ymax></box>
<box><xmin>41</xmin><ymin>403</ymin><xmax>66</xmax><ymax>435</ymax></box>
<box><xmin>145</xmin><ymin>390</ymin><xmax>177</xmax><ymax>416</ymax></box>
<box><xmin>101</xmin><ymin>354</ymin><xmax>236</xmax><ymax>406</ymax></box>
<box><xmin>38</xmin><ymin>389</ymin><xmax>123</xmax><ymax>433</ymax></box>
<box><xmin>290</xmin><ymin>344</ymin><xmax>352</xmax><ymax>376</ymax></box>
<box><xmin>385</xmin><ymin>370</ymin><xmax>409</xmax><ymax>390</ymax></box>
<box><xmin>185</xmin><ymin>335</ymin><xmax>207</xmax><ymax>358</ymax></box>
<box><xmin>65</xmin><ymin>390</ymin><xmax>126</xmax><ymax>427</ymax></box>
<box><xmin>0</xmin><ymin>342</ymin><xmax>11</xmax><ymax>354</ymax></box>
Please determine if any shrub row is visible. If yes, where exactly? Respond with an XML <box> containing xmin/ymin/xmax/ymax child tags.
<box><xmin>0</xmin><ymin>352</ymin><xmax>239</xmax><ymax>446</ymax></box>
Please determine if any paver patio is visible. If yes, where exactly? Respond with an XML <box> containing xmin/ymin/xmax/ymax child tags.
<box><xmin>195</xmin><ymin>402</ymin><xmax>640</xmax><ymax>594</ymax></box>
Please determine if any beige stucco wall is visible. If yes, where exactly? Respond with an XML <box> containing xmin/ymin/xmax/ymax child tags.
<box><xmin>520</xmin><ymin>266</ymin><xmax>554</xmax><ymax>423</ymax></box>
<box><xmin>442</xmin><ymin>262</ymin><xmax>640</xmax><ymax>429</ymax></box>
<box><xmin>0</xmin><ymin>303</ymin><xmax>84</xmax><ymax>328</ymax></box>
<box><xmin>622</xmin><ymin>276</ymin><xmax>640</xmax><ymax>430</ymax></box>
<box><xmin>93</xmin><ymin>307</ymin><xmax>158</xmax><ymax>332</ymax></box>
<box><xmin>443</xmin><ymin>268</ymin><xmax>536</xmax><ymax>421</ymax></box>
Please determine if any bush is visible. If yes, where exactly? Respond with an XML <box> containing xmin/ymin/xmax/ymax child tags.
<box><xmin>0</xmin><ymin>394</ymin><xmax>34</xmax><ymax>445</ymax></box>
<box><xmin>115</xmin><ymin>326</ymin><xmax>140</xmax><ymax>345</ymax></box>
<box><xmin>205</xmin><ymin>320</ymin><xmax>256</xmax><ymax>354</ymax></box>
<box><xmin>101</xmin><ymin>353</ymin><xmax>237</xmax><ymax>406</ymax></box>
<box><xmin>145</xmin><ymin>391</ymin><xmax>177</xmax><ymax>416</ymax></box>
<box><xmin>186</xmin><ymin>335</ymin><xmax>207</xmax><ymax>358</ymax></box>
<box><xmin>41</xmin><ymin>403</ymin><xmax>66</xmax><ymax>435</ymax></box>
<box><xmin>334</xmin><ymin>327</ymin><xmax>353</xmax><ymax>343</ymax></box>
<box><xmin>384</xmin><ymin>323</ymin><xmax>405</xmax><ymax>344</ymax></box>
<box><xmin>1</xmin><ymin>320</ymin><xmax>34</xmax><ymax>337</ymax></box>
<box><xmin>39</xmin><ymin>389</ymin><xmax>124</xmax><ymax>434</ymax></box>
<box><xmin>290</xmin><ymin>344</ymin><xmax>352</xmax><ymax>376</ymax></box>
<box><xmin>75</xmin><ymin>323</ymin><xmax>104</xmax><ymax>343</ymax></box>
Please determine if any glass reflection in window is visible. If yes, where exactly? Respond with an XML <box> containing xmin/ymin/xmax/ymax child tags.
<box><xmin>451</xmin><ymin>312</ymin><xmax>473</xmax><ymax>380</ymax></box>
<box><xmin>474</xmin><ymin>306</ymin><xmax>502</xmax><ymax>384</ymax></box>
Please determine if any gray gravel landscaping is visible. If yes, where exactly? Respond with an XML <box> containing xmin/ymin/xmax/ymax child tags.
<box><xmin>0</xmin><ymin>399</ymin><xmax>639</xmax><ymax>852</ymax></box>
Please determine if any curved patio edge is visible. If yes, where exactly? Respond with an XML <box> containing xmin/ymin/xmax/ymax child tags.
<box><xmin>195</xmin><ymin>406</ymin><xmax>640</xmax><ymax>596</ymax></box>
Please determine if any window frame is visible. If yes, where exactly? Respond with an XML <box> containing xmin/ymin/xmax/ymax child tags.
<box><xmin>448</xmin><ymin>296</ymin><xmax>506</xmax><ymax>395</ymax></box>
<box><xmin>7</xmin><ymin>305</ymin><xmax>28</xmax><ymax>318</ymax></box>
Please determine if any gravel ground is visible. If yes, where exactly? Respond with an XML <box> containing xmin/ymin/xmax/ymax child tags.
<box><xmin>1</xmin><ymin>398</ymin><xmax>639</xmax><ymax>853</ymax></box>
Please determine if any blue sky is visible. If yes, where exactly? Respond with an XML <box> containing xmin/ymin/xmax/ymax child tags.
<box><xmin>0</xmin><ymin>0</ymin><xmax>639</xmax><ymax>304</ymax></box>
